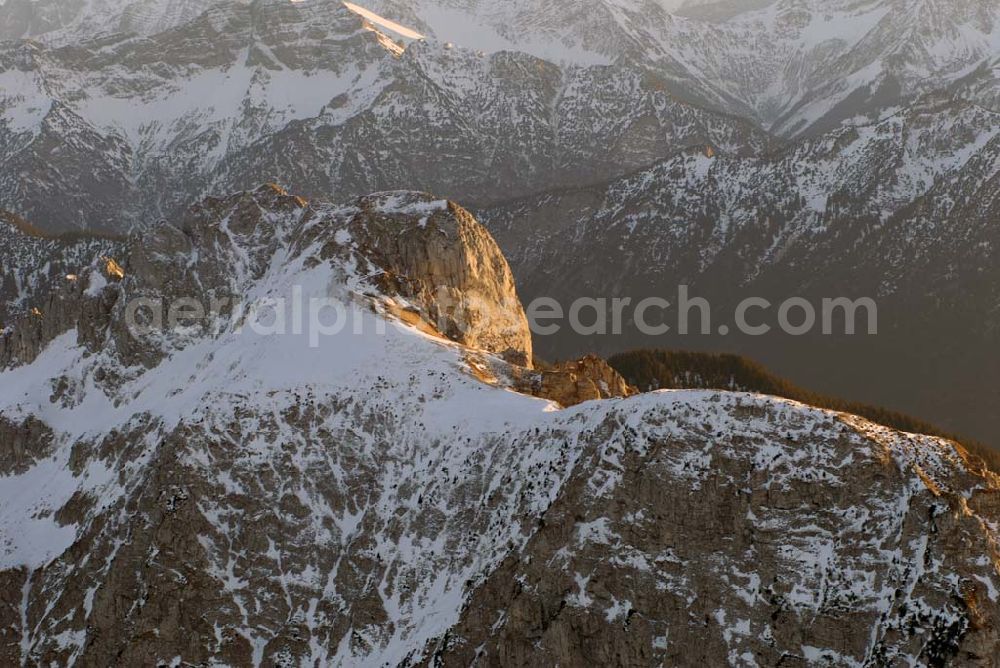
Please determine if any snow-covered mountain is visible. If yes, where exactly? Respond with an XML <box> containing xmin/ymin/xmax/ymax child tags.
<box><xmin>2</xmin><ymin>1</ymin><xmax>1000</xmax><ymax>663</ymax></box>
<box><xmin>4</xmin><ymin>0</ymin><xmax>997</xmax><ymax>134</ymax></box>
<box><xmin>485</xmin><ymin>94</ymin><xmax>1000</xmax><ymax>295</ymax></box>
<box><xmin>0</xmin><ymin>0</ymin><xmax>236</xmax><ymax>45</ymax></box>
<box><xmin>1</xmin><ymin>0</ymin><xmax>997</xmax><ymax>438</ymax></box>
<box><xmin>0</xmin><ymin>0</ymin><xmax>772</xmax><ymax>234</ymax></box>
<box><xmin>360</xmin><ymin>0</ymin><xmax>1000</xmax><ymax>134</ymax></box>
<box><xmin>481</xmin><ymin>92</ymin><xmax>1000</xmax><ymax>443</ymax></box>
<box><xmin>1</xmin><ymin>0</ymin><xmax>996</xmax><ymax>233</ymax></box>
<box><xmin>2</xmin><ymin>185</ymin><xmax>999</xmax><ymax>665</ymax></box>
<box><xmin>695</xmin><ymin>0</ymin><xmax>1000</xmax><ymax>135</ymax></box>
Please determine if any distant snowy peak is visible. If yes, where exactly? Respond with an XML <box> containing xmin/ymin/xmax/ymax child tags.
<box><xmin>355</xmin><ymin>0</ymin><xmax>629</xmax><ymax>66</ymax></box>
<box><xmin>0</xmin><ymin>0</ymin><xmax>774</xmax><ymax>233</ymax></box>
<box><xmin>0</xmin><ymin>0</ymin><xmax>238</xmax><ymax>44</ymax></box>
<box><xmin>0</xmin><ymin>0</ymin><xmax>996</xmax><ymax>235</ymax></box>
<box><xmin>633</xmin><ymin>0</ymin><xmax>1000</xmax><ymax>134</ymax></box>
<box><xmin>0</xmin><ymin>0</ymin><xmax>429</xmax><ymax>47</ymax></box>
<box><xmin>2</xmin><ymin>0</ymin><xmax>995</xmax><ymax>134</ymax></box>
<box><xmin>357</xmin><ymin>0</ymin><xmax>1000</xmax><ymax>133</ymax></box>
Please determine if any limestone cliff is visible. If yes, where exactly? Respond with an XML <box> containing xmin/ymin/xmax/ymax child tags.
<box><xmin>348</xmin><ymin>191</ymin><xmax>533</xmax><ymax>367</ymax></box>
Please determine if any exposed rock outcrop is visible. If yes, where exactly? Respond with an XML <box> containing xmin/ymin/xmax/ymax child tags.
<box><xmin>0</xmin><ymin>415</ymin><xmax>53</xmax><ymax>475</ymax></box>
<box><xmin>511</xmin><ymin>354</ymin><xmax>637</xmax><ymax>407</ymax></box>
<box><xmin>349</xmin><ymin>192</ymin><xmax>533</xmax><ymax>367</ymax></box>
<box><xmin>0</xmin><ymin>213</ymin><xmax>124</xmax><ymax>367</ymax></box>
<box><xmin>2</xmin><ymin>186</ymin><xmax>534</xmax><ymax>370</ymax></box>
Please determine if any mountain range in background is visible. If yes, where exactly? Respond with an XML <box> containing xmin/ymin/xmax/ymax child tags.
<box><xmin>481</xmin><ymin>91</ymin><xmax>1000</xmax><ymax>445</ymax></box>
<box><xmin>3</xmin><ymin>0</ymin><xmax>997</xmax><ymax>232</ymax></box>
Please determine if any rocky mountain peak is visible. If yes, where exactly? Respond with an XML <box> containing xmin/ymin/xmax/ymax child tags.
<box><xmin>2</xmin><ymin>185</ymin><xmax>534</xmax><ymax>370</ymax></box>
<box><xmin>344</xmin><ymin>191</ymin><xmax>534</xmax><ymax>366</ymax></box>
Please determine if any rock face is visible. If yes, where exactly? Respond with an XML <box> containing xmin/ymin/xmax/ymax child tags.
<box><xmin>512</xmin><ymin>354</ymin><xmax>637</xmax><ymax>407</ymax></box>
<box><xmin>0</xmin><ymin>213</ymin><xmax>125</xmax><ymax>367</ymax></box>
<box><xmin>1</xmin><ymin>187</ymin><xmax>999</xmax><ymax>666</ymax></box>
<box><xmin>0</xmin><ymin>415</ymin><xmax>53</xmax><ymax>476</ymax></box>
<box><xmin>349</xmin><ymin>192</ymin><xmax>533</xmax><ymax>366</ymax></box>
<box><xmin>2</xmin><ymin>184</ymin><xmax>533</xmax><ymax>368</ymax></box>
<box><xmin>0</xmin><ymin>212</ymin><xmax>122</xmax><ymax>325</ymax></box>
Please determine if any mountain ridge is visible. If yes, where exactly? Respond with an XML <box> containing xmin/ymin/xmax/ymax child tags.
<box><xmin>1</xmin><ymin>186</ymin><xmax>999</xmax><ymax>665</ymax></box>
<box><xmin>478</xmin><ymin>90</ymin><xmax>1000</xmax><ymax>443</ymax></box>
<box><xmin>0</xmin><ymin>0</ymin><xmax>772</xmax><ymax>233</ymax></box>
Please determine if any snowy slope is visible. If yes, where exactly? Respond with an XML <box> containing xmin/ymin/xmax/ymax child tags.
<box><xmin>484</xmin><ymin>95</ymin><xmax>1000</xmax><ymax>298</ymax></box>
<box><xmin>1</xmin><ymin>186</ymin><xmax>999</xmax><ymax>665</ymax></box>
